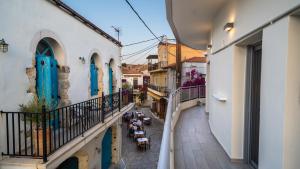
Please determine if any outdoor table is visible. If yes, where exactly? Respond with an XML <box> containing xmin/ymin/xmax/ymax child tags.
<box><xmin>143</xmin><ymin>117</ymin><xmax>152</xmax><ymax>125</ymax></box>
<box><xmin>137</xmin><ymin>137</ymin><xmax>148</xmax><ymax>143</ymax></box>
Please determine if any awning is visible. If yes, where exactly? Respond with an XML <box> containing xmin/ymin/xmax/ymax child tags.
<box><xmin>147</xmin><ymin>91</ymin><xmax>162</xmax><ymax>100</ymax></box>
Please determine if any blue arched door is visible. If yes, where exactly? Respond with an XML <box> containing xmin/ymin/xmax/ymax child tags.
<box><xmin>57</xmin><ymin>157</ymin><xmax>79</xmax><ymax>169</ymax></box>
<box><xmin>109</xmin><ymin>66</ymin><xmax>113</xmax><ymax>95</ymax></box>
<box><xmin>90</xmin><ymin>57</ymin><xmax>99</xmax><ymax>96</ymax></box>
<box><xmin>36</xmin><ymin>40</ymin><xmax>59</xmax><ymax>109</ymax></box>
<box><xmin>102</xmin><ymin>127</ymin><xmax>112</xmax><ymax>169</ymax></box>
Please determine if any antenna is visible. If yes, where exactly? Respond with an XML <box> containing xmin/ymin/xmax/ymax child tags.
<box><xmin>111</xmin><ymin>26</ymin><xmax>121</xmax><ymax>41</ymax></box>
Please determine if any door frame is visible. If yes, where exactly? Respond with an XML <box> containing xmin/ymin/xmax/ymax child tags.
<box><xmin>244</xmin><ymin>42</ymin><xmax>262</xmax><ymax>168</ymax></box>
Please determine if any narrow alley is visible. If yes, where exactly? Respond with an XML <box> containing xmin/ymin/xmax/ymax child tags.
<box><xmin>121</xmin><ymin>107</ymin><xmax>163</xmax><ymax>169</ymax></box>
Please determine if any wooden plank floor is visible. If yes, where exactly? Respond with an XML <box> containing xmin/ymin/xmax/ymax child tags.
<box><xmin>174</xmin><ymin>106</ymin><xmax>251</xmax><ymax>169</ymax></box>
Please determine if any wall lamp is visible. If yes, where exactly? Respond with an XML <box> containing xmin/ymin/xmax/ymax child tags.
<box><xmin>78</xmin><ymin>57</ymin><xmax>85</xmax><ymax>64</ymax></box>
<box><xmin>207</xmin><ymin>44</ymin><xmax>212</xmax><ymax>50</ymax></box>
<box><xmin>0</xmin><ymin>39</ymin><xmax>9</xmax><ymax>53</ymax></box>
<box><xmin>224</xmin><ymin>22</ymin><xmax>234</xmax><ymax>32</ymax></box>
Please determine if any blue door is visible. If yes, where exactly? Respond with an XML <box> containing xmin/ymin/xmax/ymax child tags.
<box><xmin>90</xmin><ymin>62</ymin><xmax>99</xmax><ymax>96</ymax></box>
<box><xmin>102</xmin><ymin>127</ymin><xmax>112</xmax><ymax>169</ymax></box>
<box><xmin>36</xmin><ymin>40</ymin><xmax>59</xmax><ymax>109</ymax></box>
<box><xmin>109</xmin><ymin>67</ymin><xmax>113</xmax><ymax>94</ymax></box>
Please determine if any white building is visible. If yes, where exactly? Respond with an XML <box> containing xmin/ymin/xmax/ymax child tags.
<box><xmin>0</xmin><ymin>0</ymin><xmax>134</xmax><ymax>169</ymax></box>
<box><xmin>166</xmin><ymin>0</ymin><xmax>300</xmax><ymax>169</ymax></box>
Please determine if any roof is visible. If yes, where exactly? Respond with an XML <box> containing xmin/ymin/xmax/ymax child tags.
<box><xmin>183</xmin><ymin>57</ymin><xmax>207</xmax><ymax>63</ymax></box>
<box><xmin>164</xmin><ymin>57</ymin><xmax>206</xmax><ymax>68</ymax></box>
<box><xmin>48</xmin><ymin>0</ymin><xmax>122</xmax><ymax>47</ymax></box>
<box><xmin>122</xmin><ymin>64</ymin><xmax>148</xmax><ymax>74</ymax></box>
<box><xmin>146</xmin><ymin>55</ymin><xmax>158</xmax><ymax>59</ymax></box>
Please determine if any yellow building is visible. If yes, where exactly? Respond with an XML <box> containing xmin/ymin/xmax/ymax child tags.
<box><xmin>147</xmin><ymin>42</ymin><xmax>204</xmax><ymax>119</ymax></box>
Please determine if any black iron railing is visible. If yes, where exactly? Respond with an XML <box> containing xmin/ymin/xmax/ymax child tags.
<box><xmin>1</xmin><ymin>89</ymin><xmax>133</xmax><ymax>162</ymax></box>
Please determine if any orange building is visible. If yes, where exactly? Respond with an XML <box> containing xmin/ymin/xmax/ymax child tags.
<box><xmin>147</xmin><ymin>42</ymin><xmax>205</xmax><ymax>119</ymax></box>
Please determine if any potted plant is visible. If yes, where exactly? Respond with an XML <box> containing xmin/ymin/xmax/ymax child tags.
<box><xmin>19</xmin><ymin>98</ymin><xmax>51</xmax><ymax>156</ymax></box>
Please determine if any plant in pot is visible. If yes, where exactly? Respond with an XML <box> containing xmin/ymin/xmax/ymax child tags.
<box><xmin>19</xmin><ymin>98</ymin><xmax>51</xmax><ymax>157</ymax></box>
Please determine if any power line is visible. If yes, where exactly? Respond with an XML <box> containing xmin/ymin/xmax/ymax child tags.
<box><xmin>121</xmin><ymin>41</ymin><xmax>158</xmax><ymax>59</ymax></box>
<box><xmin>122</xmin><ymin>42</ymin><xmax>158</xmax><ymax>61</ymax></box>
<box><xmin>123</xmin><ymin>36</ymin><xmax>163</xmax><ymax>47</ymax></box>
<box><xmin>129</xmin><ymin>46</ymin><xmax>155</xmax><ymax>64</ymax></box>
<box><xmin>124</xmin><ymin>0</ymin><xmax>161</xmax><ymax>41</ymax></box>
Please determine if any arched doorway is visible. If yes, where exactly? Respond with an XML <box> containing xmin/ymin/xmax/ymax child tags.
<box><xmin>102</xmin><ymin>127</ymin><xmax>112</xmax><ymax>169</ymax></box>
<box><xmin>90</xmin><ymin>53</ymin><xmax>104</xmax><ymax>97</ymax></box>
<box><xmin>35</xmin><ymin>39</ymin><xmax>59</xmax><ymax>109</ymax></box>
<box><xmin>57</xmin><ymin>156</ymin><xmax>79</xmax><ymax>169</ymax></box>
<box><xmin>90</xmin><ymin>56</ymin><xmax>99</xmax><ymax>96</ymax></box>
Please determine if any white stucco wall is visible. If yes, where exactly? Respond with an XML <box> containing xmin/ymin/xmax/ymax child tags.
<box><xmin>211</xmin><ymin>0</ymin><xmax>300</xmax><ymax>52</ymax></box>
<box><xmin>284</xmin><ymin>15</ymin><xmax>300</xmax><ymax>169</ymax></box>
<box><xmin>0</xmin><ymin>0</ymin><xmax>121</xmax><ymax>112</ymax></box>
<box><xmin>122</xmin><ymin>74</ymin><xmax>143</xmax><ymax>86</ymax></box>
<box><xmin>208</xmin><ymin>1</ymin><xmax>300</xmax><ymax>168</ymax></box>
<box><xmin>0</xmin><ymin>0</ymin><xmax>122</xmax><ymax>164</ymax></box>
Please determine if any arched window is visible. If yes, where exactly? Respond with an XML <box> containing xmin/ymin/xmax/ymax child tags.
<box><xmin>35</xmin><ymin>39</ymin><xmax>59</xmax><ymax>109</ymax></box>
<box><xmin>90</xmin><ymin>56</ymin><xmax>99</xmax><ymax>96</ymax></box>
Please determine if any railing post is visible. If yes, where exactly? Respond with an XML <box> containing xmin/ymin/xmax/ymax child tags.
<box><xmin>189</xmin><ymin>87</ymin><xmax>191</xmax><ymax>101</ymax></box>
<box><xmin>101</xmin><ymin>92</ymin><xmax>105</xmax><ymax>123</ymax></box>
<box><xmin>197</xmin><ymin>85</ymin><xmax>200</xmax><ymax>98</ymax></box>
<box><xmin>118</xmin><ymin>88</ymin><xmax>121</xmax><ymax>111</ymax></box>
<box><xmin>41</xmin><ymin>105</ymin><xmax>47</xmax><ymax>163</ymax></box>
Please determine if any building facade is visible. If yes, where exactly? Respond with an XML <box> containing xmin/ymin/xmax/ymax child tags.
<box><xmin>121</xmin><ymin>64</ymin><xmax>149</xmax><ymax>105</ymax></box>
<box><xmin>147</xmin><ymin>42</ymin><xmax>205</xmax><ymax>119</ymax></box>
<box><xmin>166</xmin><ymin>0</ymin><xmax>300</xmax><ymax>168</ymax></box>
<box><xmin>0</xmin><ymin>0</ymin><xmax>134</xmax><ymax>169</ymax></box>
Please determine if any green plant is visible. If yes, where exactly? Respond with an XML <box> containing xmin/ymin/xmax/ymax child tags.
<box><xmin>19</xmin><ymin>98</ymin><xmax>47</xmax><ymax>113</ymax></box>
<box><xmin>19</xmin><ymin>98</ymin><xmax>50</xmax><ymax>126</ymax></box>
<box><xmin>122</xmin><ymin>81</ymin><xmax>132</xmax><ymax>90</ymax></box>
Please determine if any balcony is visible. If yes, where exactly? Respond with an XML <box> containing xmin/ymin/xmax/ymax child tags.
<box><xmin>0</xmin><ymin>89</ymin><xmax>134</xmax><ymax>163</ymax></box>
<box><xmin>148</xmin><ymin>84</ymin><xmax>168</xmax><ymax>97</ymax></box>
<box><xmin>148</xmin><ymin>61</ymin><xmax>168</xmax><ymax>72</ymax></box>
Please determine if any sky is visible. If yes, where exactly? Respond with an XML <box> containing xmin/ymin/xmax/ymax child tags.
<box><xmin>63</xmin><ymin>0</ymin><xmax>174</xmax><ymax>64</ymax></box>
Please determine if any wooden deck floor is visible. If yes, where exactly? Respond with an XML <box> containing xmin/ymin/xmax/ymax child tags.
<box><xmin>174</xmin><ymin>106</ymin><xmax>251</xmax><ymax>169</ymax></box>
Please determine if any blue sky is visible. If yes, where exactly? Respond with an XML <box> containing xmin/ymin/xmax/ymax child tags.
<box><xmin>63</xmin><ymin>0</ymin><xmax>174</xmax><ymax>64</ymax></box>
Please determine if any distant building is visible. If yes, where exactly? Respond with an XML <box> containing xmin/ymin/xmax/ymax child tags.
<box><xmin>122</xmin><ymin>64</ymin><xmax>149</xmax><ymax>104</ymax></box>
<box><xmin>147</xmin><ymin>42</ymin><xmax>205</xmax><ymax>119</ymax></box>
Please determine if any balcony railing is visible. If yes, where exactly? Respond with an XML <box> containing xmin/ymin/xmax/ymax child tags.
<box><xmin>1</xmin><ymin>89</ymin><xmax>133</xmax><ymax>162</ymax></box>
<box><xmin>157</xmin><ymin>85</ymin><xmax>205</xmax><ymax>169</ymax></box>
<box><xmin>148</xmin><ymin>84</ymin><xmax>168</xmax><ymax>94</ymax></box>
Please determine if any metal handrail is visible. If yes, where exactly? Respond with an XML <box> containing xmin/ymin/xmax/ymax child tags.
<box><xmin>1</xmin><ymin>88</ymin><xmax>134</xmax><ymax>162</ymax></box>
<box><xmin>157</xmin><ymin>85</ymin><xmax>205</xmax><ymax>169</ymax></box>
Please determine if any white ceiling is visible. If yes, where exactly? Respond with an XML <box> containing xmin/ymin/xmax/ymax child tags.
<box><xmin>166</xmin><ymin>0</ymin><xmax>226</xmax><ymax>50</ymax></box>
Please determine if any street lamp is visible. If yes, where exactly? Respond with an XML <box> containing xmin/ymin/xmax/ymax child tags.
<box><xmin>0</xmin><ymin>39</ymin><xmax>8</xmax><ymax>53</ymax></box>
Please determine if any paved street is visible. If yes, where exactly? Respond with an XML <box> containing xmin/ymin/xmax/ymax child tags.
<box><xmin>121</xmin><ymin>107</ymin><xmax>163</xmax><ymax>169</ymax></box>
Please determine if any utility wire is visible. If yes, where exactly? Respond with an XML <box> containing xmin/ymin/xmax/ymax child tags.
<box><xmin>123</xmin><ymin>36</ymin><xmax>163</xmax><ymax>47</ymax></box>
<box><xmin>129</xmin><ymin>46</ymin><xmax>155</xmax><ymax>64</ymax></box>
<box><xmin>125</xmin><ymin>0</ymin><xmax>161</xmax><ymax>41</ymax></box>
<box><xmin>122</xmin><ymin>42</ymin><xmax>158</xmax><ymax>61</ymax></box>
<box><xmin>121</xmin><ymin>41</ymin><xmax>158</xmax><ymax>59</ymax></box>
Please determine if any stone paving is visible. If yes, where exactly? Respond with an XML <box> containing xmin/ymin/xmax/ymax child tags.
<box><xmin>121</xmin><ymin>107</ymin><xmax>163</xmax><ymax>169</ymax></box>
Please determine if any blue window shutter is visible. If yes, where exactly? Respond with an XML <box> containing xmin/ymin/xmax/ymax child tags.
<box><xmin>90</xmin><ymin>63</ymin><xmax>98</xmax><ymax>96</ymax></box>
<box><xmin>94</xmin><ymin>66</ymin><xmax>99</xmax><ymax>94</ymax></box>
<box><xmin>109</xmin><ymin>67</ymin><xmax>113</xmax><ymax>94</ymax></box>
<box><xmin>50</xmin><ymin>58</ymin><xmax>59</xmax><ymax>108</ymax></box>
<box><xmin>36</xmin><ymin>55</ymin><xmax>52</xmax><ymax>107</ymax></box>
